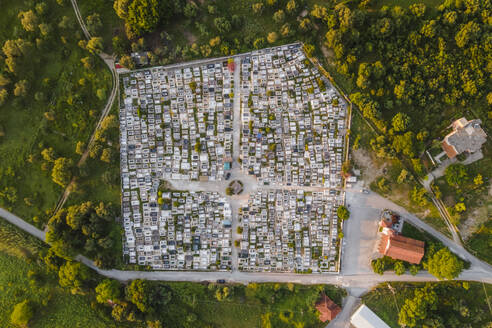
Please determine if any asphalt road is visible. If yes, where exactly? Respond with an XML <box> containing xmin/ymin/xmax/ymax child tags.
<box><xmin>0</xmin><ymin>208</ymin><xmax>46</xmax><ymax>242</ymax></box>
<box><xmin>2</xmin><ymin>205</ymin><xmax>491</xmax><ymax>286</ymax></box>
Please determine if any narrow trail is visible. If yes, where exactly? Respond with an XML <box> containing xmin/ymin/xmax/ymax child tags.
<box><xmin>52</xmin><ymin>0</ymin><xmax>118</xmax><ymax>216</ymax></box>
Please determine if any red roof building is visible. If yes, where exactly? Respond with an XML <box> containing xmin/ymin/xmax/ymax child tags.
<box><xmin>441</xmin><ymin>117</ymin><xmax>487</xmax><ymax>159</ymax></box>
<box><xmin>316</xmin><ymin>293</ymin><xmax>341</xmax><ymax>322</ymax></box>
<box><xmin>378</xmin><ymin>234</ymin><xmax>425</xmax><ymax>264</ymax></box>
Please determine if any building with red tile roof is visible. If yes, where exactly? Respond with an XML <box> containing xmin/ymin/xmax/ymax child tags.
<box><xmin>441</xmin><ymin>117</ymin><xmax>487</xmax><ymax>159</ymax></box>
<box><xmin>315</xmin><ymin>293</ymin><xmax>341</xmax><ymax>322</ymax></box>
<box><xmin>378</xmin><ymin>234</ymin><xmax>425</xmax><ymax>264</ymax></box>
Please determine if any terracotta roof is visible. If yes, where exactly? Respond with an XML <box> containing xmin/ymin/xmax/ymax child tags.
<box><xmin>441</xmin><ymin>140</ymin><xmax>458</xmax><ymax>158</ymax></box>
<box><xmin>378</xmin><ymin>234</ymin><xmax>425</xmax><ymax>264</ymax></box>
<box><xmin>441</xmin><ymin>118</ymin><xmax>487</xmax><ymax>158</ymax></box>
<box><xmin>316</xmin><ymin>293</ymin><xmax>341</xmax><ymax>322</ymax></box>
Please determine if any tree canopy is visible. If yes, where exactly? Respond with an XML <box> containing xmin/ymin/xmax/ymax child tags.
<box><xmin>96</xmin><ymin>279</ymin><xmax>122</xmax><ymax>303</ymax></box>
<box><xmin>10</xmin><ymin>300</ymin><xmax>33</xmax><ymax>327</ymax></box>
<box><xmin>337</xmin><ymin>205</ymin><xmax>350</xmax><ymax>220</ymax></box>
<box><xmin>426</xmin><ymin>248</ymin><xmax>464</xmax><ymax>280</ymax></box>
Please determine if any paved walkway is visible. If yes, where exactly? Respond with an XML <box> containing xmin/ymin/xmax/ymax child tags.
<box><xmin>0</xmin><ymin>208</ymin><xmax>46</xmax><ymax>242</ymax></box>
<box><xmin>345</xmin><ymin>187</ymin><xmax>492</xmax><ymax>274</ymax></box>
<box><xmin>326</xmin><ymin>295</ymin><xmax>360</xmax><ymax>328</ymax></box>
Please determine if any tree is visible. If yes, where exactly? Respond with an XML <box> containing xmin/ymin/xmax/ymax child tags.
<box><xmin>18</xmin><ymin>10</ymin><xmax>38</xmax><ymax>32</ymax></box>
<box><xmin>96</xmin><ymin>88</ymin><xmax>106</xmax><ymax>101</ymax></box>
<box><xmin>427</xmin><ymin>248</ymin><xmax>463</xmax><ymax>280</ymax></box>
<box><xmin>125</xmin><ymin>0</ymin><xmax>161</xmax><ymax>36</ymax></box>
<box><xmin>445</xmin><ymin>164</ymin><xmax>468</xmax><ymax>188</ymax></box>
<box><xmin>96</xmin><ymin>279</ymin><xmax>121</xmax><ymax>303</ymax></box>
<box><xmin>86</xmin><ymin>13</ymin><xmax>102</xmax><ymax>35</ymax></box>
<box><xmin>337</xmin><ymin>205</ymin><xmax>350</xmax><ymax>220</ymax></box>
<box><xmin>2</xmin><ymin>39</ymin><xmax>32</xmax><ymax>58</ymax></box>
<box><xmin>215</xmin><ymin>287</ymin><xmax>230</xmax><ymax>301</ymax></box>
<box><xmin>299</xmin><ymin>18</ymin><xmax>312</xmax><ymax>32</ymax></box>
<box><xmin>377</xmin><ymin>177</ymin><xmax>389</xmax><ymax>193</ymax></box>
<box><xmin>286</xmin><ymin>0</ymin><xmax>297</xmax><ymax>14</ymax></box>
<box><xmin>126</xmin><ymin>279</ymin><xmax>150</xmax><ymax>313</ymax></box>
<box><xmin>183</xmin><ymin>1</ymin><xmax>198</xmax><ymax>18</ymax></box>
<box><xmin>75</xmin><ymin>141</ymin><xmax>85</xmax><ymax>155</ymax></box>
<box><xmin>112</xmin><ymin>36</ymin><xmax>128</xmax><ymax>55</ymax></box>
<box><xmin>473</xmin><ymin>174</ymin><xmax>483</xmax><ymax>186</ymax></box>
<box><xmin>454</xmin><ymin>202</ymin><xmax>466</xmax><ymax>213</ymax></box>
<box><xmin>397</xmin><ymin>169</ymin><xmax>409</xmax><ymax>184</ymax></box>
<box><xmin>273</xmin><ymin>10</ymin><xmax>285</xmax><ymax>23</ymax></box>
<box><xmin>120</xmin><ymin>55</ymin><xmax>135</xmax><ymax>69</ymax></box>
<box><xmin>409</xmin><ymin>265</ymin><xmax>419</xmax><ymax>275</ymax></box>
<box><xmin>394</xmin><ymin>261</ymin><xmax>405</xmax><ymax>275</ymax></box>
<box><xmin>410</xmin><ymin>186</ymin><xmax>429</xmax><ymax>206</ymax></box>
<box><xmin>13</xmin><ymin>80</ymin><xmax>29</xmax><ymax>97</ymax></box>
<box><xmin>41</xmin><ymin>147</ymin><xmax>56</xmax><ymax>162</ymax></box>
<box><xmin>392</xmin><ymin>132</ymin><xmax>415</xmax><ymax>157</ymax></box>
<box><xmin>114</xmin><ymin>0</ymin><xmax>131</xmax><ymax>19</ymax></box>
<box><xmin>253</xmin><ymin>38</ymin><xmax>265</xmax><ymax>49</ymax></box>
<box><xmin>267</xmin><ymin>32</ymin><xmax>278</xmax><ymax>44</ymax></box>
<box><xmin>252</xmin><ymin>3</ymin><xmax>264</xmax><ymax>15</ymax></box>
<box><xmin>280</xmin><ymin>23</ymin><xmax>292</xmax><ymax>37</ymax></box>
<box><xmin>58</xmin><ymin>261</ymin><xmax>90</xmax><ymax>293</ymax></box>
<box><xmin>392</xmin><ymin>112</ymin><xmax>410</xmax><ymax>132</ymax></box>
<box><xmin>10</xmin><ymin>300</ymin><xmax>33</xmax><ymax>327</ymax></box>
<box><xmin>455</xmin><ymin>21</ymin><xmax>480</xmax><ymax>48</ymax></box>
<box><xmin>209</xmin><ymin>36</ymin><xmax>221</xmax><ymax>47</ymax></box>
<box><xmin>100</xmin><ymin>148</ymin><xmax>113</xmax><ymax>163</ymax></box>
<box><xmin>398</xmin><ymin>286</ymin><xmax>437</xmax><ymax>327</ymax></box>
<box><xmin>86</xmin><ymin>37</ymin><xmax>104</xmax><ymax>54</ymax></box>
<box><xmin>58</xmin><ymin>16</ymin><xmax>74</xmax><ymax>30</ymax></box>
<box><xmin>0</xmin><ymin>74</ymin><xmax>9</xmax><ymax>87</ymax></box>
<box><xmin>371</xmin><ymin>258</ymin><xmax>385</xmax><ymax>275</ymax></box>
<box><xmin>0</xmin><ymin>89</ymin><xmax>8</xmax><ymax>105</ymax></box>
<box><xmin>52</xmin><ymin>157</ymin><xmax>73</xmax><ymax>187</ymax></box>
<box><xmin>214</xmin><ymin>18</ymin><xmax>231</xmax><ymax>34</ymax></box>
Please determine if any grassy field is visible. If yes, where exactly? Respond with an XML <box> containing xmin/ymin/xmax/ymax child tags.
<box><xmin>431</xmin><ymin>141</ymin><xmax>492</xmax><ymax>262</ymax></box>
<box><xmin>0</xmin><ymin>217</ymin><xmax>346</xmax><ymax>328</ymax></box>
<box><xmin>0</xmin><ymin>218</ymin><xmax>115</xmax><ymax>328</ymax></box>
<box><xmin>466</xmin><ymin>220</ymin><xmax>492</xmax><ymax>265</ymax></box>
<box><xmin>0</xmin><ymin>0</ymin><xmax>112</xmax><ymax>225</ymax></box>
<box><xmin>76</xmin><ymin>0</ymin><xmax>124</xmax><ymax>50</ymax></box>
<box><xmin>0</xmin><ymin>253</ymin><xmax>113</xmax><ymax>328</ymax></box>
<box><xmin>363</xmin><ymin>281</ymin><xmax>492</xmax><ymax>328</ymax></box>
<box><xmin>162</xmin><ymin>282</ymin><xmax>346</xmax><ymax>328</ymax></box>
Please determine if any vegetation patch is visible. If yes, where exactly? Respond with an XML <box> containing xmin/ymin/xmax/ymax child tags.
<box><xmin>0</xmin><ymin>0</ymin><xmax>112</xmax><ymax>224</ymax></box>
<box><xmin>363</xmin><ymin>281</ymin><xmax>492</xmax><ymax>328</ymax></box>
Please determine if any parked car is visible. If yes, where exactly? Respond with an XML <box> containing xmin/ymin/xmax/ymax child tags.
<box><xmin>225</xmin><ymin>172</ymin><xmax>231</xmax><ymax>180</ymax></box>
<box><xmin>216</xmin><ymin>279</ymin><xmax>226</xmax><ymax>284</ymax></box>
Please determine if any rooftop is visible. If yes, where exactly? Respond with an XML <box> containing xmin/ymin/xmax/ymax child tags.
<box><xmin>378</xmin><ymin>234</ymin><xmax>425</xmax><ymax>264</ymax></box>
<box><xmin>442</xmin><ymin>117</ymin><xmax>487</xmax><ymax>158</ymax></box>
<box><xmin>315</xmin><ymin>293</ymin><xmax>341</xmax><ymax>322</ymax></box>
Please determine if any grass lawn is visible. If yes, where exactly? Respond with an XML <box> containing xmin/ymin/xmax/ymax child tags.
<box><xmin>363</xmin><ymin>281</ymin><xmax>492</xmax><ymax>328</ymax></box>
<box><xmin>466</xmin><ymin>220</ymin><xmax>492</xmax><ymax>265</ymax></box>
<box><xmin>0</xmin><ymin>0</ymin><xmax>112</xmax><ymax>225</ymax></box>
<box><xmin>0</xmin><ymin>218</ymin><xmax>115</xmax><ymax>328</ymax></box>
<box><xmin>432</xmin><ymin>141</ymin><xmax>492</xmax><ymax>260</ymax></box>
<box><xmin>76</xmin><ymin>0</ymin><xmax>124</xmax><ymax>50</ymax></box>
<box><xmin>0</xmin><ymin>253</ymin><xmax>114</xmax><ymax>328</ymax></box>
<box><xmin>162</xmin><ymin>282</ymin><xmax>346</xmax><ymax>328</ymax></box>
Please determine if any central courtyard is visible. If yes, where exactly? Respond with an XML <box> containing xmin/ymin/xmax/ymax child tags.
<box><xmin>119</xmin><ymin>43</ymin><xmax>348</xmax><ymax>272</ymax></box>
